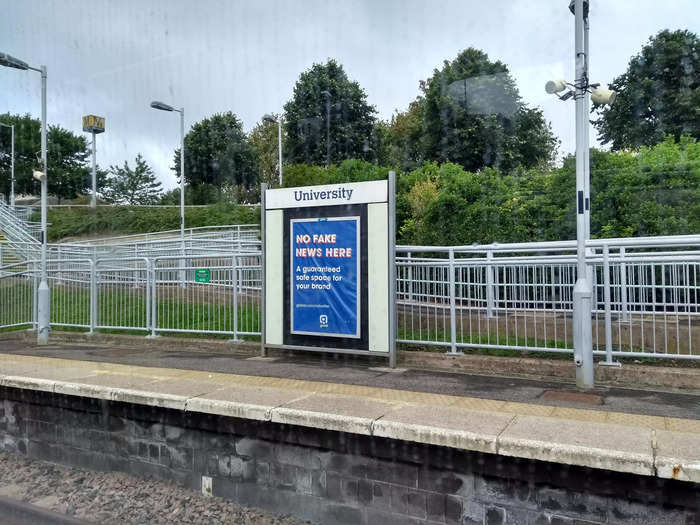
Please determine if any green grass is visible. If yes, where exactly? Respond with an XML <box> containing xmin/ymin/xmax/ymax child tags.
<box><xmin>0</xmin><ymin>283</ymin><xmax>260</xmax><ymax>339</ymax></box>
<box><xmin>2</xmin><ymin>282</ymin><xmax>698</xmax><ymax>367</ymax></box>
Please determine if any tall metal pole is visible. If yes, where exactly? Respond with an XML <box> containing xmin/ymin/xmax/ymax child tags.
<box><xmin>11</xmin><ymin>124</ymin><xmax>14</xmax><ymax>209</ymax></box>
<box><xmin>90</xmin><ymin>130</ymin><xmax>96</xmax><ymax>208</ymax></box>
<box><xmin>583</xmin><ymin>13</ymin><xmax>591</xmax><ymax>241</ymax></box>
<box><xmin>179</xmin><ymin>107</ymin><xmax>185</xmax><ymax>287</ymax></box>
<box><xmin>572</xmin><ymin>0</ymin><xmax>594</xmax><ymax>388</ymax></box>
<box><xmin>324</xmin><ymin>95</ymin><xmax>331</xmax><ymax>168</ymax></box>
<box><xmin>37</xmin><ymin>65</ymin><xmax>50</xmax><ymax>345</ymax></box>
<box><xmin>277</xmin><ymin>118</ymin><xmax>283</xmax><ymax>186</ymax></box>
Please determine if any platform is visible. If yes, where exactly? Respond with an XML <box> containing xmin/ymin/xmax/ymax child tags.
<box><xmin>0</xmin><ymin>339</ymin><xmax>698</xmax><ymax>484</ymax></box>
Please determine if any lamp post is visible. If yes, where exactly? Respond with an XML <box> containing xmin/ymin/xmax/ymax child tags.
<box><xmin>545</xmin><ymin>1</ymin><xmax>616</xmax><ymax>389</ymax></box>
<box><xmin>82</xmin><ymin>115</ymin><xmax>105</xmax><ymax>209</ymax></box>
<box><xmin>0</xmin><ymin>52</ymin><xmax>49</xmax><ymax>344</ymax></box>
<box><xmin>150</xmin><ymin>101</ymin><xmax>185</xmax><ymax>286</ymax></box>
<box><xmin>0</xmin><ymin>121</ymin><xmax>14</xmax><ymax>209</ymax></box>
<box><xmin>262</xmin><ymin>114</ymin><xmax>283</xmax><ymax>186</ymax></box>
<box><xmin>321</xmin><ymin>90</ymin><xmax>331</xmax><ymax>168</ymax></box>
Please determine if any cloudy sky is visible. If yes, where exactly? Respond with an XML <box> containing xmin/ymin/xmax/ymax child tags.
<box><xmin>1</xmin><ymin>0</ymin><xmax>698</xmax><ymax>189</ymax></box>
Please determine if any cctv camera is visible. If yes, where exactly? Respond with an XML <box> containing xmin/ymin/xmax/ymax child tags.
<box><xmin>33</xmin><ymin>169</ymin><xmax>46</xmax><ymax>182</ymax></box>
<box><xmin>591</xmin><ymin>88</ymin><xmax>616</xmax><ymax>106</ymax></box>
<box><xmin>545</xmin><ymin>79</ymin><xmax>567</xmax><ymax>94</ymax></box>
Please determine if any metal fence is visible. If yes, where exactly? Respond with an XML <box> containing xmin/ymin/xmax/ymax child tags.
<box><xmin>0</xmin><ymin>253</ymin><xmax>262</xmax><ymax>340</ymax></box>
<box><xmin>397</xmin><ymin>236</ymin><xmax>699</xmax><ymax>360</ymax></box>
<box><xmin>1</xmin><ymin>234</ymin><xmax>698</xmax><ymax>360</ymax></box>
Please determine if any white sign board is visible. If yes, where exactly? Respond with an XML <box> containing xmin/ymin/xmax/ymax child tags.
<box><xmin>265</xmin><ymin>180</ymin><xmax>388</xmax><ymax>210</ymax></box>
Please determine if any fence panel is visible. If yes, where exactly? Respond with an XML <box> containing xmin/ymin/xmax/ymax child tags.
<box><xmin>0</xmin><ymin>262</ymin><xmax>35</xmax><ymax>330</ymax></box>
<box><xmin>95</xmin><ymin>258</ymin><xmax>151</xmax><ymax>332</ymax></box>
<box><xmin>47</xmin><ymin>259</ymin><xmax>92</xmax><ymax>330</ymax></box>
<box><xmin>153</xmin><ymin>255</ymin><xmax>261</xmax><ymax>337</ymax></box>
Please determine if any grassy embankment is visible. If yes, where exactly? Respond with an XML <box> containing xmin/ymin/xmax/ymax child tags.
<box><xmin>40</xmin><ymin>204</ymin><xmax>260</xmax><ymax>242</ymax></box>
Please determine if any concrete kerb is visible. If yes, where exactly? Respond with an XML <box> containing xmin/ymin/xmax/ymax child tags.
<box><xmin>0</xmin><ymin>369</ymin><xmax>695</xmax><ymax>482</ymax></box>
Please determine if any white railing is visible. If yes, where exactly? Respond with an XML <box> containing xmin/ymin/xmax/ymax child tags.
<box><xmin>1</xmin><ymin>234</ymin><xmax>698</xmax><ymax>360</ymax></box>
<box><xmin>396</xmin><ymin>235</ymin><xmax>700</xmax><ymax>360</ymax></box>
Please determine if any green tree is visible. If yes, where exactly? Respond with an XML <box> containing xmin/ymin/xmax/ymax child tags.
<box><xmin>0</xmin><ymin>113</ymin><xmax>91</xmax><ymax>202</ymax></box>
<box><xmin>377</xmin><ymin>100</ymin><xmax>425</xmax><ymax>171</ymax></box>
<box><xmin>102</xmin><ymin>154</ymin><xmax>163</xmax><ymax>205</ymax></box>
<box><xmin>249</xmin><ymin>115</ymin><xmax>282</xmax><ymax>188</ymax></box>
<box><xmin>418</xmin><ymin>48</ymin><xmax>557</xmax><ymax>173</ymax></box>
<box><xmin>594</xmin><ymin>30</ymin><xmax>700</xmax><ymax>150</ymax></box>
<box><xmin>172</xmin><ymin>112</ymin><xmax>258</xmax><ymax>203</ymax></box>
<box><xmin>284</xmin><ymin>60</ymin><xmax>377</xmax><ymax>165</ymax></box>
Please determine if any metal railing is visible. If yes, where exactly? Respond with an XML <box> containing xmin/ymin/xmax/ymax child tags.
<box><xmin>396</xmin><ymin>235</ymin><xmax>700</xmax><ymax>360</ymax></box>
<box><xmin>1</xmin><ymin>234</ymin><xmax>698</xmax><ymax>361</ymax></box>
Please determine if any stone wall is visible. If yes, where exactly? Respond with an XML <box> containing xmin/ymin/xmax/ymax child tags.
<box><xmin>1</xmin><ymin>386</ymin><xmax>698</xmax><ymax>525</ymax></box>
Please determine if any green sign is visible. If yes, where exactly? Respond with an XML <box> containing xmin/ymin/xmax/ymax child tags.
<box><xmin>194</xmin><ymin>269</ymin><xmax>211</xmax><ymax>283</ymax></box>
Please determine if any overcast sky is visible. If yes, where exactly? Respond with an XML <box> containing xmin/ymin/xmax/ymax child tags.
<box><xmin>1</xmin><ymin>0</ymin><xmax>698</xmax><ymax>190</ymax></box>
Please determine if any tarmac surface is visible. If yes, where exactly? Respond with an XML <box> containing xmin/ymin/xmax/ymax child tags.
<box><xmin>0</xmin><ymin>339</ymin><xmax>698</xmax><ymax>421</ymax></box>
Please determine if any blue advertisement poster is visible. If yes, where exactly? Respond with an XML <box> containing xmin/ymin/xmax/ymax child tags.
<box><xmin>290</xmin><ymin>217</ymin><xmax>360</xmax><ymax>338</ymax></box>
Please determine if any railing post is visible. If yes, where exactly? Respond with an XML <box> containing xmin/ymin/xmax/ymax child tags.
<box><xmin>149</xmin><ymin>259</ymin><xmax>157</xmax><ymax>337</ymax></box>
<box><xmin>486</xmin><ymin>250</ymin><xmax>495</xmax><ymax>318</ymax></box>
<box><xmin>407</xmin><ymin>251</ymin><xmax>413</xmax><ymax>302</ymax></box>
<box><xmin>32</xmin><ymin>261</ymin><xmax>38</xmax><ymax>328</ymax></box>
<box><xmin>447</xmin><ymin>248</ymin><xmax>459</xmax><ymax>355</ymax></box>
<box><xmin>601</xmin><ymin>245</ymin><xmax>619</xmax><ymax>366</ymax></box>
<box><xmin>89</xmin><ymin>258</ymin><xmax>97</xmax><ymax>333</ymax></box>
<box><xmin>232</xmin><ymin>256</ymin><xmax>239</xmax><ymax>342</ymax></box>
<box><xmin>57</xmin><ymin>245</ymin><xmax>63</xmax><ymax>285</ymax></box>
<box><xmin>619</xmin><ymin>247</ymin><xmax>629</xmax><ymax>322</ymax></box>
<box><xmin>145</xmin><ymin>259</ymin><xmax>152</xmax><ymax>334</ymax></box>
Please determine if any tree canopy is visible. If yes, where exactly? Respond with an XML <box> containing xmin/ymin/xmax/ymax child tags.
<box><xmin>594</xmin><ymin>29</ymin><xmax>700</xmax><ymax>150</ymax></box>
<box><xmin>172</xmin><ymin>112</ymin><xmax>258</xmax><ymax>203</ymax></box>
<box><xmin>0</xmin><ymin>113</ymin><xmax>91</xmax><ymax>202</ymax></box>
<box><xmin>102</xmin><ymin>154</ymin><xmax>163</xmax><ymax>205</ymax></box>
<box><xmin>283</xmin><ymin>60</ymin><xmax>377</xmax><ymax>165</ymax></box>
<box><xmin>400</xmin><ymin>48</ymin><xmax>558</xmax><ymax>173</ymax></box>
<box><xmin>249</xmin><ymin>115</ymin><xmax>282</xmax><ymax>188</ymax></box>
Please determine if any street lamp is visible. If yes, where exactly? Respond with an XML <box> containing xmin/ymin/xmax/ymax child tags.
<box><xmin>82</xmin><ymin>115</ymin><xmax>105</xmax><ymax>209</ymax></box>
<box><xmin>150</xmin><ymin>100</ymin><xmax>185</xmax><ymax>286</ymax></box>
<box><xmin>0</xmin><ymin>121</ymin><xmax>14</xmax><ymax>209</ymax></box>
<box><xmin>320</xmin><ymin>90</ymin><xmax>331</xmax><ymax>168</ymax></box>
<box><xmin>0</xmin><ymin>52</ymin><xmax>49</xmax><ymax>345</ymax></box>
<box><xmin>262</xmin><ymin>114</ymin><xmax>283</xmax><ymax>186</ymax></box>
<box><xmin>544</xmin><ymin>0</ymin><xmax>616</xmax><ymax>389</ymax></box>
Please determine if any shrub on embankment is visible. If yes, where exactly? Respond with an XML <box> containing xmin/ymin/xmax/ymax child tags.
<box><xmin>42</xmin><ymin>203</ymin><xmax>260</xmax><ymax>242</ymax></box>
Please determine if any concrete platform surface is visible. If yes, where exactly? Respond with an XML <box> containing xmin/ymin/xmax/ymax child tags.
<box><xmin>0</xmin><ymin>349</ymin><xmax>699</xmax><ymax>482</ymax></box>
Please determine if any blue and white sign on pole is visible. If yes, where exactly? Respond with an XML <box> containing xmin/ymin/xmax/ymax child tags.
<box><xmin>291</xmin><ymin>217</ymin><xmax>360</xmax><ymax>338</ymax></box>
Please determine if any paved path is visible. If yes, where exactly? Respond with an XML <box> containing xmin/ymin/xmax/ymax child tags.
<box><xmin>0</xmin><ymin>341</ymin><xmax>699</xmax><ymax>483</ymax></box>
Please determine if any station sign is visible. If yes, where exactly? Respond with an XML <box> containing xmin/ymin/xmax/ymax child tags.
<box><xmin>262</xmin><ymin>178</ymin><xmax>396</xmax><ymax>363</ymax></box>
<box><xmin>82</xmin><ymin>115</ymin><xmax>105</xmax><ymax>134</ymax></box>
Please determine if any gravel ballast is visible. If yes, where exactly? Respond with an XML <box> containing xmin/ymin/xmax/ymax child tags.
<box><xmin>0</xmin><ymin>450</ymin><xmax>303</xmax><ymax>525</ymax></box>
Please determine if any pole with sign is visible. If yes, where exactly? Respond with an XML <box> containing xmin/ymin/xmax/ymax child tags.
<box><xmin>262</xmin><ymin>175</ymin><xmax>395</xmax><ymax>363</ymax></box>
<box><xmin>82</xmin><ymin>115</ymin><xmax>105</xmax><ymax>209</ymax></box>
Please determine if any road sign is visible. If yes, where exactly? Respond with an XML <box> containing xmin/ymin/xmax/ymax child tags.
<box><xmin>194</xmin><ymin>269</ymin><xmax>210</xmax><ymax>283</ymax></box>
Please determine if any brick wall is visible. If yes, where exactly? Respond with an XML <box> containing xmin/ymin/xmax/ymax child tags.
<box><xmin>1</xmin><ymin>386</ymin><xmax>698</xmax><ymax>525</ymax></box>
